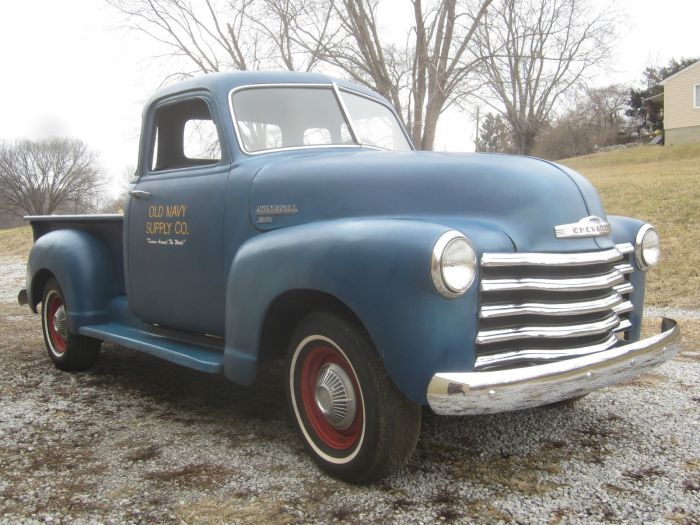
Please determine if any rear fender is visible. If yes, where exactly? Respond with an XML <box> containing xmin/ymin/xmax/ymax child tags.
<box><xmin>27</xmin><ymin>229</ymin><xmax>120</xmax><ymax>332</ymax></box>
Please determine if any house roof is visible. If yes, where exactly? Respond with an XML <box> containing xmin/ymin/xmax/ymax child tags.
<box><xmin>660</xmin><ymin>60</ymin><xmax>700</xmax><ymax>85</ymax></box>
<box><xmin>642</xmin><ymin>92</ymin><xmax>664</xmax><ymax>104</ymax></box>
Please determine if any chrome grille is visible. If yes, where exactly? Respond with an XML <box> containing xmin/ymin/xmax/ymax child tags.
<box><xmin>476</xmin><ymin>243</ymin><xmax>634</xmax><ymax>370</ymax></box>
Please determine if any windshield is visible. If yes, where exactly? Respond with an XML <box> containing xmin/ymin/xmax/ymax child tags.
<box><xmin>339</xmin><ymin>91</ymin><xmax>412</xmax><ymax>151</ymax></box>
<box><xmin>230</xmin><ymin>86</ymin><xmax>412</xmax><ymax>153</ymax></box>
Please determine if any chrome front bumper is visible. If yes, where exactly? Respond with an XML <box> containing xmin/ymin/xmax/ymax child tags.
<box><xmin>427</xmin><ymin>318</ymin><xmax>680</xmax><ymax>415</ymax></box>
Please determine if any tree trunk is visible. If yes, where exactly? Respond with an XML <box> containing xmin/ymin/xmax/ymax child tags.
<box><xmin>420</xmin><ymin>113</ymin><xmax>438</xmax><ymax>151</ymax></box>
<box><xmin>513</xmin><ymin>128</ymin><xmax>537</xmax><ymax>156</ymax></box>
<box><xmin>420</xmin><ymin>95</ymin><xmax>446</xmax><ymax>150</ymax></box>
<box><xmin>522</xmin><ymin>132</ymin><xmax>536</xmax><ymax>156</ymax></box>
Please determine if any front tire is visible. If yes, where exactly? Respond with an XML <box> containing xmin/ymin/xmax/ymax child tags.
<box><xmin>286</xmin><ymin>312</ymin><xmax>421</xmax><ymax>483</ymax></box>
<box><xmin>41</xmin><ymin>278</ymin><xmax>100</xmax><ymax>371</ymax></box>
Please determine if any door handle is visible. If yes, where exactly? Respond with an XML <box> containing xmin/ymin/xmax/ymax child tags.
<box><xmin>129</xmin><ymin>190</ymin><xmax>152</xmax><ymax>199</ymax></box>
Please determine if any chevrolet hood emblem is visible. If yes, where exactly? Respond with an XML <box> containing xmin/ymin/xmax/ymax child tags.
<box><xmin>555</xmin><ymin>216</ymin><xmax>611</xmax><ymax>239</ymax></box>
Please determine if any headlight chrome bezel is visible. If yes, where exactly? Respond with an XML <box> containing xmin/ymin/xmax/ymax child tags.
<box><xmin>635</xmin><ymin>223</ymin><xmax>660</xmax><ymax>271</ymax></box>
<box><xmin>431</xmin><ymin>230</ymin><xmax>477</xmax><ymax>298</ymax></box>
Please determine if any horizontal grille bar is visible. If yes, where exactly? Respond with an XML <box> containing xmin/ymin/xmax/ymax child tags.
<box><xmin>474</xmin><ymin>333</ymin><xmax>619</xmax><ymax>370</ymax></box>
<box><xmin>480</xmin><ymin>268</ymin><xmax>625</xmax><ymax>293</ymax></box>
<box><xmin>476</xmin><ymin>313</ymin><xmax>621</xmax><ymax>345</ymax></box>
<box><xmin>614</xmin><ymin>263</ymin><xmax>634</xmax><ymax>275</ymax></box>
<box><xmin>479</xmin><ymin>291</ymin><xmax>624</xmax><ymax>319</ymax></box>
<box><xmin>614</xmin><ymin>283</ymin><xmax>633</xmax><ymax>295</ymax></box>
<box><xmin>481</xmin><ymin>246</ymin><xmax>626</xmax><ymax>267</ymax></box>
<box><xmin>615</xmin><ymin>319</ymin><xmax>632</xmax><ymax>332</ymax></box>
<box><xmin>616</xmin><ymin>243</ymin><xmax>634</xmax><ymax>254</ymax></box>
<box><xmin>612</xmin><ymin>301</ymin><xmax>634</xmax><ymax>315</ymax></box>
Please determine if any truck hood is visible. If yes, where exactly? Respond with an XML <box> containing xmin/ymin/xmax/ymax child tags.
<box><xmin>249</xmin><ymin>150</ymin><xmax>613</xmax><ymax>252</ymax></box>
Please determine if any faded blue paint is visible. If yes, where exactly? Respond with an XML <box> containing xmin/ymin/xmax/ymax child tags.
<box><xmin>26</xmin><ymin>229</ymin><xmax>120</xmax><ymax>331</ymax></box>
<box><xmin>23</xmin><ymin>71</ymin><xmax>654</xmax><ymax>404</ymax></box>
<box><xmin>247</xmin><ymin>150</ymin><xmax>611</xmax><ymax>252</ymax></box>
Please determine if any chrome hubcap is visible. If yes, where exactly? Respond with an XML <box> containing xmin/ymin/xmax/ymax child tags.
<box><xmin>314</xmin><ymin>363</ymin><xmax>356</xmax><ymax>430</ymax></box>
<box><xmin>53</xmin><ymin>306</ymin><xmax>68</xmax><ymax>340</ymax></box>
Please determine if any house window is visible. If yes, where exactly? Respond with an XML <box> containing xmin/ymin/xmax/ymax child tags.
<box><xmin>695</xmin><ymin>84</ymin><xmax>700</xmax><ymax>109</ymax></box>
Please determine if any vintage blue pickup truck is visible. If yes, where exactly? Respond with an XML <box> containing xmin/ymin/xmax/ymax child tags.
<box><xmin>19</xmin><ymin>71</ymin><xmax>680</xmax><ymax>482</ymax></box>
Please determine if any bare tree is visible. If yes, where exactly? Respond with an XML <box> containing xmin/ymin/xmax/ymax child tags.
<box><xmin>108</xmin><ymin>0</ymin><xmax>335</xmax><ymax>75</ymax></box>
<box><xmin>532</xmin><ymin>85</ymin><xmax>630</xmax><ymax>160</ymax></box>
<box><xmin>586</xmin><ymin>84</ymin><xmax>627</xmax><ymax>129</ymax></box>
<box><xmin>311</xmin><ymin>0</ymin><xmax>493</xmax><ymax>150</ymax></box>
<box><xmin>475</xmin><ymin>0</ymin><xmax>616</xmax><ymax>155</ymax></box>
<box><xmin>108</xmin><ymin>0</ymin><xmax>494</xmax><ymax>150</ymax></box>
<box><xmin>0</xmin><ymin>139</ymin><xmax>104</xmax><ymax>216</ymax></box>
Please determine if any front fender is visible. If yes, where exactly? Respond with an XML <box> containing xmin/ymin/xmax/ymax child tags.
<box><xmin>224</xmin><ymin>218</ymin><xmax>512</xmax><ymax>404</ymax></box>
<box><xmin>27</xmin><ymin>229</ymin><xmax>119</xmax><ymax>332</ymax></box>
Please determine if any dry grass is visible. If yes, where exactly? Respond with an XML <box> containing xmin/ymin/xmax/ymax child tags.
<box><xmin>177</xmin><ymin>495</ymin><xmax>294</xmax><ymax>525</ymax></box>
<box><xmin>618</xmin><ymin>372</ymin><xmax>668</xmax><ymax>389</ymax></box>
<box><xmin>454</xmin><ymin>445</ymin><xmax>567</xmax><ymax>495</ymax></box>
<box><xmin>454</xmin><ymin>455</ymin><xmax>564</xmax><ymax>495</ymax></box>
<box><xmin>640</xmin><ymin>317</ymin><xmax>700</xmax><ymax>364</ymax></box>
<box><xmin>621</xmin><ymin>466</ymin><xmax>666</xmax><ymax>481</ymax></box>
<box><xmin>0</xmin><ymin>225</ymin><xmax>33</xmax><ymax>258</ymax></box>
<box><xmin>667</xmin><ymin>510</ymin><xmax>700</xmax><ymax>525</ymax></box>
<box><xmin>561</xmin><ymin>143</ymin><xmax>700</xmax><ymax>309</ymax></box>
<box><xmin>684</xmin><ymin>477</ymin><xmax>700</xmax><ymax>492</ymax></box>
<box><xmin>678</xmin><ymin>320</ymin><xmax>700</xmax><ymax>362</ymax></box>
<box><xmin>464</xmin><ymin>499</ymin><xmax>512</xmax><ymax>523</ymax></box>
<box><xmin>125</xmin><ymin>444</ymin><xmax>161</xmax><ymax>462</ymax></box>
<box><xmin>452</xmin><ymin>421</ymin><xmax>623</xmax><ymax>497</ymax></box>
<box><xmin>685</xmin><ymin>459</ymin><xmax>700</xmax><ymax>472</ymax></box>
<box><xmin>144</xmin><ymin>463</ymin><xmax>237</xmax><ymax>489</ymax></box>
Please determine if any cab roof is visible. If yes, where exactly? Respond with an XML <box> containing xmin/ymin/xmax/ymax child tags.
<box><xmin>145</xmin><ymin>70</ymin><xmax>387</xmax><ymax>108</ymax></box>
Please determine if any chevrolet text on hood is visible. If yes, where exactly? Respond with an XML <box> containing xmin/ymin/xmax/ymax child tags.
<box><xmin>18</xmin><ymin>72</ymin><xmax>680</xmax><ymax>483</ymax></box>
<box><xmin>555</xmin><ymin>215</ymin><xmax>612</xmax><ymax>238</ymax></box>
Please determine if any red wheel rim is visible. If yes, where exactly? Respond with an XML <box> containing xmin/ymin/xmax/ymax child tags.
<box><xmin>45</xmin><ymin>292</ymin><xmax>67</xmax><ymax>354</ymax></box>
<box><xmin>299</xmin><ymin>343</ymin><xmax>363</xmax><ymax>451</ymax></box>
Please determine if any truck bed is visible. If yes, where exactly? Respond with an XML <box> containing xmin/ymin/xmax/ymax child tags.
<box><xmin>26</xmin><ymin>214</ymin><xmax>125</xmax><ymax>294</ymax></box>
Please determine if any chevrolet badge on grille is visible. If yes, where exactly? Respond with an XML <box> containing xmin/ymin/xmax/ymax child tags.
<box><xmin>554</xmin><ymin>215</ymin><xmax>611</xmax><ymax>238</ymax></box>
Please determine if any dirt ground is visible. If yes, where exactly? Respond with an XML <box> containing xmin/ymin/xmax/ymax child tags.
<box><xmin>1</xmin><ymin>254</ymin><xmax>699</xmax><ymax>524</ymax></box>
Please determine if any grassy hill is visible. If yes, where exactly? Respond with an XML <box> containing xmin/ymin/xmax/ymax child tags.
<box><xmin>1</xmin><ymin>143</ymin><xmax>697</xmax><ymax>309</ymax></box>
<box><xmin>0</xmin><ymin>226</ymin><xmax>32</xmax><ymax>258</ymax></box>
<box><xmin>561</xmin><ymin>143</ymin><xmax>700</xmax><ymax>309</ymax></box>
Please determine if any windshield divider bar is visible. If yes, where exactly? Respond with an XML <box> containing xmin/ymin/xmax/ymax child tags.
<box><xmin>332</xmin><ymin>82</ymin><xmax>360</xmax><ymax>146</ymax></box>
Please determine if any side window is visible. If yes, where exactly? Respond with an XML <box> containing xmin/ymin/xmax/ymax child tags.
<box><xmin>183</xmin><ymin>119</ymin><xmax>221</xmax><ymax>160</ymax></box>
<box><xmin>150</xmin><ymin>98</ymin><xmax>222</xmax><ymax>172</ymax></box>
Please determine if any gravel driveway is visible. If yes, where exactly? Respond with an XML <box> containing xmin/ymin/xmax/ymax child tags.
<box><xmin>1</xmin><ymin>254</ymin><xmax>698</xmax><ymax>524</ymax></box>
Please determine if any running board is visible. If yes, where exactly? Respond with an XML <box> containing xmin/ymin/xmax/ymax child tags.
<box><xmin>80</xmin><ymin>323</ymin><xmax>224</xmax><ymax>374</ymax></box>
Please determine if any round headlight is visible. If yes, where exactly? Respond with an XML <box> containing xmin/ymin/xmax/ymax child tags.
<box><xmin>431</xmin><ymin>231</ymin><xmax>477</xmax><ymax>298</ymax></box>
<box><xmin>635</xmin><ymin>224</ymin><xmax>660</xmax><ymax>270</ymax></box>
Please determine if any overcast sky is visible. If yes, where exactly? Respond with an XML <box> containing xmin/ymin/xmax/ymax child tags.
<box><xmin>0</xmin><ymin>0</ymin><xmax>698</xmax><ymax>195</ymax></box>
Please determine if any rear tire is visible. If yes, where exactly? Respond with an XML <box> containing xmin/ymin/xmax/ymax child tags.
<box><xmin>285</xmin><ymin>311</ymin><xmax>421</xmax><ymax>483</ymax></box>
<box><xmin>41</xmin><ymin>278</ymin><xmax>100</xmax><ymax>371</ymax></box>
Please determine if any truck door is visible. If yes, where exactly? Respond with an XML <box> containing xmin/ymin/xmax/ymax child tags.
<box><xmin>125</xmin><ymin>95</ymin><xmax>228</xmax><ymax>335</ymax></box>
